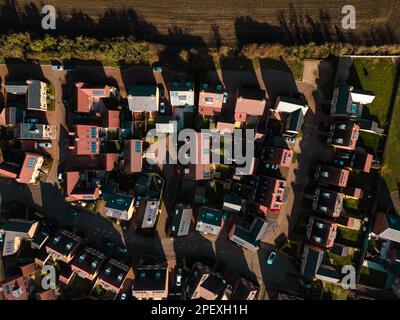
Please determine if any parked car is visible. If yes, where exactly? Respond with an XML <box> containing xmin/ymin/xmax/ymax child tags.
<box><xmin>39</xmin><ymin>142</ymin><xmax>52</xmax><ymax>148</ymax></box>
<box><xmin>223</xmin><ymin>91</ymin><xmax>228</xmax><ymax>103</ymax></box>
<box><xmin>120</xmin><ymin>293</ymin><xmax>127</xmax><ymax>300</ymax></box>
<box><xmin>0</xmin><ymin>232</ymin><xmax>4</xmax><ymax>243</ymax></box>
<box><xmin>58</xmin><ymin>173</ymin><xmax>64</xmax><ymax>183</ymax></box>
<box><xmin>68</xmin><ymin>208</ymin><xmax>80</xmax><ymax>217</ymax></box>
<box><xmin>159</xmin><ymin>101</ymin><xmax>165</xmax><ymax>113</ymax></box>
<box><xmin>52</xmin><ymin>64</ymin><xmax>64</xmax><ymax>71</ymax></box>
<box><xmin>176</xmin><ymin>267</ymin><xmax>183</xmax><ymax>287</ymax></box>
<box><xmin>152</xmin><ymin>66</ymin><xmax>163</xmax><ymax>73</ymax></box>
<box><xmin>267</xmin><ymin>251</ymin><xmax>277</xmax><ymax>265</ymax></box>
<box><xmin>265</xmin><ymin>163</ymin><xmax>278</xmax><ymax>170</ymax></box>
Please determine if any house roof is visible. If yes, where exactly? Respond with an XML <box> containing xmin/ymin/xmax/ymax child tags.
<box><xmin>312</xmin><ymin>188</ymin><xmax>344</xmax><ymax>217</ymax></box>
<box><xmin>127</xmin><ymin>85</ymin><xmax>158</xmax><ymax>112</ymax></box>
<box><xmin>315</xmin><ymin>165</ymin><xmax>349</xmax><ymax>188</ymax></box>
<box><xmin>133</xmin><ymin>265</ymin><xmax>168</xmax><ymax>291</ymax></box>
<box><xmin>1</xmin><ymin>276</ymin><xmax>28</xmax><ymax>300</ymax></box>
<box><xmin>20</xmin><ymin>263</ymin><xmax>37</xmax><ymax>278</ymax></box>
<box><xmin>301</xmin><ymin>245</ymin><xmax>324</xmax><ymax>279</ymax></box>
<box><xmin>5</xmin><ymin>106</ymin><xmax>24</xmax><ymax>125</ymax></box>
<box><xmin>46</xmin><ymin>230</ymin><xmax>82</xmax><ymax>257</ymax></box>
<box><xmin>307</xmin><ymin>216</ymin><xmax>337</xmax><ymax>248</ymax></box>
<box><xmin>328</xmin><ymin>122</ymin><xmax>359</xmax><ymax>149</ymax></box>
<box><xmin>27</xmin><ymin>80</ymin><xmax>46</xmax><ymax>110</ymax></box>
<box><xmin>171</xmin><ymin>205</ymin><xmax>193</xmax><ymax>237</ymax></box>
<box><xmin>17</xmin><ymin>152</ymin><xmax>42</xmax><ymax>184</ymax></box>
<box><xmin>73</xmin><ymin>125</ymin><xmax>100</xmax><ymax>155</ymax></box>
<box><xmin>0</xmin><ymin>162</ymin><xmax>19</xmax><ymax>179</ymax></box>
<box><xmin>103</xmin><ymin>192</ymin><xmax>134</xmax><ymax>212</ymax></box>
<box><xmin>36</xmin><ymin>289</ymin><xmax>57</xmax><ymax>300</ymax></box>
<box><xmin>124</xmin><ymin>139</ymin><xmax>142</xmax><ymax>173</ymax></box>
<box><xmin>373</xmin><ymin>212</ymin><xmax>400</xmax><ymax>243</ymax></box>
<box><xmin>230</xmin><ymin>277</ymin><xmax>258</xmax><ymax>300</ymax></box>
<box><xmin>100</xmin><ymin>153</ymin><xmax>118</xmax><ymax>171</ymax></box>
<box><xmin>5</xmin><ymin>83</ymin><xmax>28</xmax><ymax>95</ymax></box>
<box><xmin>262</xmin><ymin>146</ymin><xmax>293</xmax><ymax>167</ymax></box>
<box><xmin>198</xmin><ymin>83</ymin><xmax>224</xmax><ymax>115</ymax></box>
<box><xmin>235</xmin><ymin>88</ymin><xmax>266</xmax><ymax>116</ymax></box>
<box><xmin>2</xmin><ymin>219</ymin><xmax>38</xmax><ymax>235</ymax></box>
<box><xmin>98</xmin><ymin>259</ymin><xmax>130</xmax><ymax>290</ymax></box>
<box><xmin>71</xmin><ymin>246</ymin><xmax>106</xmax><ymax>276</ymax></box>
<box><xmin>197</xmin><ymin>207</ymin><xmax>223</xmax><ymax>227</ymax></box>
<box><xmin>76</xmin><ymin>82</ymin><xmax>111</xmax><ymax>113</ymax></box>
<box><xmin>141</xmin><ymin>200</ymin><xmax>160</xmax><ymax>229</ymax></box>
<box><xmin>216</xmin><ymin>122</ymin><xmax>235</xmax><ymax>133</ymax></box>
<box><xmin>101</xmin><ymin>110</ymin><xmax>120</xmax><ymax>128</ymax></box>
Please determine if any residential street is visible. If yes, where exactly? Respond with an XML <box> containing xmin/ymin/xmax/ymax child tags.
<box><xmin>0</xmin><ymin>62</ymin><xmax>330</xmax><ymax>298</ymax></box>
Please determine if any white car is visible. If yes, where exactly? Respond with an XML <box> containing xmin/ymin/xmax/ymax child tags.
<box><xmin>176</xmin><ymin>274</ymin><xmax>182</xmax><ymax>287</ymax></box>
<box><xmin>39</xmin><ymin>142</ymin><xmax>52</xmax><ymax>148</ymax></box>
<box><xmin>52</xmin><ymin>64</ymin><xmax>64</xmax><ymax>71</ymax></box>
<box><xmin>267</xmin><ymin>251</ymin><xmax>277</xmax><ymax>265</ymax></box>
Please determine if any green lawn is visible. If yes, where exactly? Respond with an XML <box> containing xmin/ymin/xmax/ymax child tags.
<box><xmin>327</xmin><ymin>252</ymin><xmax>354</xmax><ymax>269</ymax></box>
<box><xmin>323</xmin><ymin>282</ymin><xmax>348</xmax><ymax>300</ymax></box>
<box><xmin>348</xmin><ymin>58</ymin><xmax>398</xmax><ymax>127</ymax></box>
<box><xmin>382</xmin><ymin>90</ymin><xmax>400</xmax><ymax>193</ymax></box>
<box><xmin>335</xmin><ymin>226</ymin><xmax>363</xmax><ymax>248</ymax></box>
<box><xmin>360</xmin><ymin>266</ymin><xmax>388</xmax><ymax>289</ymax></box>
<box><xmin>357</xmin><ymin>131</ymin><xmax>383</xmax><ymax>156</ymax></box>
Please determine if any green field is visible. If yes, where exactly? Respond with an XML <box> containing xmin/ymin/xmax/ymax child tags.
<box><xmin>382</xmin><ymin>90</ymin><xmax>400</xmax><ymax>193</ymax></box>
<box><xmin>348</xmin><ymin>58</ymin><xmax>398</xmax><ymax>127</ymax></box>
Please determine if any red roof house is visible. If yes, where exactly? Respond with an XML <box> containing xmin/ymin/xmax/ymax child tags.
<box><xmin>198</xmin><ymin>83</ymin><xmax>224</xmax><ymax>116</ymax></box>
<box><xmin>1</xmin><ymin>276</ymin><xmax>29</xmax><ymax>300</ymax></box>
<box><xmin>76</xmin><ymin>82</ymin><xmax>111</xmax><ymax>113</ymax></box>
<box><xmin>234</xmin><ymin>88</ymin><xmax>267</xmax><ymax>122</ymax></box>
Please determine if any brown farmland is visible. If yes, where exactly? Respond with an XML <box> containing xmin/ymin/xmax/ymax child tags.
<box><xmin>1</xmin><ymin>0</ymin><xmax>400</xmax><ymax>46</ymax></box>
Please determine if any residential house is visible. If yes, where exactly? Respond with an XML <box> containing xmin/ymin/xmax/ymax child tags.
<box><xmin>16</xmin><ymin>153</ymin><xmax>44</xmax><ymax>184</ymax></box>
<box><xmin>306</xmin><ymin>216</ymin><xmax>338</xmax><ymax>249</ymax></box>
<box><xmin>14</xmin><ymin>123</ymin><xmax>56</xmax><ymax>140</ymax></box>
<box><xmin>103</xmin><ymin>192</ymin><xmax>135</xmax><ymax>221</ymax></box>
<box><xmin>69</xmin><ymin>124</ymin><xmax>100</xmax><ymax>155</ymax></box>
<box><xmin>195</xmin><ymin>207</ymin><xmax>224</xmax><ymax>236</ymax></box>
<box><xmin>315</xmin><ymin>264</ymin><xmax>341</xmax><ymax>284</ymax></box>
<box><xmin>314</xmin><ymin>165</ymin><xmax>349</xmax><ymax>188</ymax></box>
<box><xmin>229</xmin><ymin>216</ymin><xmax>270</xmax><ymax>252</ymax></box>
<box><xmin>335</xmin><ymin>149</ymin><xmax>373</xmax><ymax>173</ymax></box>
<box><xmin>262</xmin><ymin>146</ymin><xmax>293</xmax><ymax>168</ymax></box>
<box><xmin>31</xmin><ymin>230</ymin><xmax>50</xmax><ymax>250</ymax></box>
<box><xmin>132</xmin><ymin>264</ymin><xmax>169</xmax><ymax>300</ymax></box>
<box><xmin>46</xmin><ymin>230</ymin><xmax>82</xmax><ymax>263</ymax></box>
<box><xmin>373</xmin><ymin>212</ymin><xmax>400</xmax><ymax>244</ymax></box>
<box><xmin>100</xmin><ymin>153</ymin><xmax>119</xmax><ymax>172</ymax></box>
<box><xmin>96</xmin><ymin>259</ymin><xmax>131</xmax><ymax>294</ymax></box>
<box><xmin>198</xmin><ymin>83</ymin><xmax>224</xmax><ymax>116</ymax></box>
<box><xmin>1</xmin><ymin>276</ymin><xmax>29</xmax><ymax>300</ymax></box>
<box><xmin>327</xmin><ymin>122</ymin><xmax>360</xmax><ymax>150</ymax></box>
<box><xmin>36</xmin><ymin>289</ymin><xmax>57</xmax><ymax>300</ymax></box>
<box><xmin>274</xmin><ymin>96</ymin><xmax>309</xmax><ymax>135</ymax></box>
<box><xmin>127</xmin><ymin>85</ymin><xmax>159</xmax><ymax>113</ymax></box>
<box><xmin>169</xmin><ymin>81</ymin><xmax>194</xmax><ymax>107</ymax></box>
<box><xmin>140</xmin><ymin>200</ymin><xmax>161</xmax><ymax>230</ymax></box>
<box><xmin>230</xmin><ymin>277</ymin><xmax>259</xmax><ymax>300</ymax></box>
<box><xmin>124</xmin><ymin>139</ymin><xmax>143</xmax><ymax>173</ymax></box>
<box><xmin>0</xmin><ymin>106</ymin><xmax>25</xmax><ymax>126</ymax></box>
<box><xmin>331</xmin><ymin>86</ymin><xmax>375</xmax><ymax>118</ymax></box>
<box><xmin>312</xmin><ymin>188</ymin><xmax>344</xmax><ymax>218</ymax></box>
<box><xmin>71</xmin><ymin>247</ymin><xmax>106</xmax><ymax>281</ymax></box>
<box><xmin>170</xmin><ymin>204</ymin><xmax>193</xmax><ymax>237</ymax></box>
<box><xmin>234</xmin><ymin>88</ymin><xmax>266</xmax><ymax>123</ymax></box>
<box><xmin>64</xmin><ymin>171</ymin><xmax>101</xmax><ymax>202</ymax></box>
<box><xmin>300</xmin><ymin>244</ymin><xmax>324</xmax><ymax>280</ymax></box>
<box><xmin>76</xmin><ymin>82</ymin><xmax>111</xmax><ymax>113</ymax></box>
<box><xmin>185</xmin><ymin>262</ymin><xmax>226</xmax><ymax>300</ymax></box>
<box><xmin>184</xmin><ymin>132</ymin><xmax>211</xmax><ymax>181</ymax></box>
<box><xmin>26</xmin><ymin>80</ymin><xmax>48</xmax><ymax>111</ymax></box>
<box><xmin>253</xmin><ymin>175</ymin><xmax>287</xmax><ymax>213</ymax></box>
<box><xmin>1</xmin><ymin>219</ymin><xmax>39</xmax><ymax>256</ymax></box>
<box><xmin>101</xmin><ymin>110</ymin><xmax>120</xmax><ymax>128</ymax></box>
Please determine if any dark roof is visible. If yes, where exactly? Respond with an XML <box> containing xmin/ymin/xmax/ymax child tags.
<box><xmin>230</xmin><ymin>277</ymin><xmax>258</xmax><ymax>300</ymax></box>
<box><xmin>197</xmin><ymin>207</ymin><xmax>223</xmax><ymax>226</ymax></box>
<box><xmin>27</xmin><ymin>80</ymin><xmax>42</xmax><ymax>110</ymax></box>
<box><xmin>133</xmin><ymin>265</ymin><xmax>168</xmax><ymax>291</ymax></box>
<box><xmin>128</xmin><ymin>85</ymin><xmax>157</xmax><ymax>96</ymax></box>
<box><xmin>201</xmin><ymin>274</ymin><xmax>226</xmax><ymax>295</ymax></box>
<box><xmin>287</xmin><ymin>108</ymin><xmax>303</xmax><ymax>132</ymax></box>
<box><xmin>46</xmin><ymin>230</ymin><xmax>81</xmax><ymax>256</ymax></box>
<box><xmin>98</xmin><ymin>259</ymin><xmax>129</xmax><ymax>289</ymax></box>
<box><xmin>302</xmin><ymin>246</ymin><xmax>323</xmax><ymax>279</ymax></box>
<box><xmin>72</xmin><ymin>247</ymin><xmax>106</xmax><ymax>275</ymax></box>
<box><xmin>2</xmin><ymin>219</ymin><xmax>36</xmax><ymax>234</ymax></box>
<box><xmin>103</xmin><ymin>192</ymin><xmax>134</xmax><ymax>212</ymax></box>
<box><xmin>32</xmin><ymin>231</ymin><xmax>49</xmax><ymax>248</ymax></box>
<box><xmin>317</xmin><ymin>264</ymin><xmax>341</xmax><ymax>280</ymax></box>
<box><xmin>334</xmin><ymin>86</ymin><xmax>350</xmax><ymax>115</ymax></box>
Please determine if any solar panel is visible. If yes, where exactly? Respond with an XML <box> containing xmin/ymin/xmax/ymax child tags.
<box><xmin>135</xmin><ymin>141</ymin><xmax>141</xmax><ymax>153</ymax></box>
<box><xmin>91</xmin><ymin>127</ymin><xmax>97</xmax><ymax>138</ymax></box>
<box><xmin>27</xmin><ymin>157</ymin><xmax>36</xmax><ymax>168</ymax></box>
<box><xmin>91</xmin><ymin>141</ymin><xmax>97</xmax><ymax>152</ymax></box>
